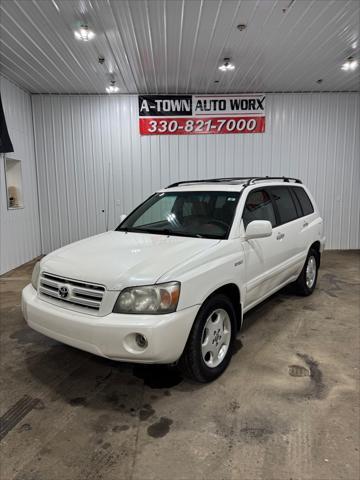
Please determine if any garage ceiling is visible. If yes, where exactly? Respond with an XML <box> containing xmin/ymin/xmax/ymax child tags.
<box><xmin>0</xmin><ymin>0</ymin><xmax>359</xmax><ymax>94</ymax></box>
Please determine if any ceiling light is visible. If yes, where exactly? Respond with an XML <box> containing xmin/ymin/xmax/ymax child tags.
<box><xmin>237</xmin><ymin>24</ymin><xmax>247</xmax><ymax>31</ymax></box>
<box><xmin>341</xmin><ymin>57</ymin><xmax>358</xmax><ymax>71</ymax></box>
<box><xmin>106</xmin><ymin>81</ymin><xmax>119</xmax><ymax>93</ymax></box>
<box><xmin>219</xmin><ymin>58</ymin><xmax>235</xmax><ymax>72</ymax></box>
<box><xmin>352</xmin><ymin>41</ymin><xmax>358</xmax><ymax>50</ymax></box>
<box><xmin>349</xmin><ymin>59</ymin><xmax>358</xmax><ymax>70</ymax></box>
<box><xmin>74</xmin><ymin>25</ymin><xmax>95</xmax><ymax>42</ymax></box>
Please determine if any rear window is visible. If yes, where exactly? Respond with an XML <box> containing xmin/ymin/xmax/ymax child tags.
<box><xmin>269</xmin><ymin>187</ymin><xmax>298</xmax><ymax>225</ymax></box>
<box><xmin>292</xmin><ymin>187</ymin><xmax>314</xmax><ymax>216</ymax></box>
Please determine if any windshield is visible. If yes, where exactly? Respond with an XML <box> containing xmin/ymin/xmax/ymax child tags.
<box><xmin>116</xmin><ymin>191</ymin><xmax>240</xmax><ymax>239</ymax></box>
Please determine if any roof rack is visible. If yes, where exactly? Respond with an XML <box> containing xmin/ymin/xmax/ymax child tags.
<box><xmin>166</xmin><ymin>177</ymin><xmax>251</xmax><ymax>188</ymax></box>
<box><xmin>245</xmin><ymin>176</ymin><xmax>302</xmax><ymax>185</ymax></box>
<box><xmin>166</xmin><ymin>176</ymin><xmax>302</xmax><ymax>188</ymax></box>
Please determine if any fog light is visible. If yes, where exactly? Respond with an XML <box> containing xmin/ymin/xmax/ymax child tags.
<box><xmin>135</xmin><ymin>333</ymin><xmax>148</xmax><ymax>349</ymax></box>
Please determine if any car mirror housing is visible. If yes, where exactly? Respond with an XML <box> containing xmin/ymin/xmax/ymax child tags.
<box><xmin>245</xmin><ymin>220</ymin><xmax>272</xmax><ymax>240</ymax></box>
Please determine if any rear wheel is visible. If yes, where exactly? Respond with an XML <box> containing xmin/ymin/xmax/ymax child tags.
<box><xmin>295</xmin><ymin>248</ymin><xmax>319</xmax><ymax>296</ymax></box>
<box><xmin>180</xmin><ymin>294</ymin><xmax>236</xmax><ymax>382</ymax></box>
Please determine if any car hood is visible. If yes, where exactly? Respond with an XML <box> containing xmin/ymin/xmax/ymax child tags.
<box><xmin>41</xmin><ymin>231</ymin><xmax>220</xmax><ymax>290</ymax></box>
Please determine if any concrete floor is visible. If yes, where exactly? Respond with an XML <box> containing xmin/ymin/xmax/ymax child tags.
<box><xmin>0</xmin><ymin>251</ymin><xmax>359</xmax><ymax>480</ymax></box>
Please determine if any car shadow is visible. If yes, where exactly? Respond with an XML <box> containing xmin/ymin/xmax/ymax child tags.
<box><xmin>20</xmin><ymin>284</ymin><xmax>296</xmax><ymax>413</ymax></box>
<box><xmin>240</xmin><ymin>283</ymin><xmax>295</xmax><ymax>333</ymax></box>
<box><xmin>22</xmin><ymin>336</ymin><xmax>205</xmax><ymax>415</ymax></box>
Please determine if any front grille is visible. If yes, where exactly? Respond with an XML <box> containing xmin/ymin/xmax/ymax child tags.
<box><xmin>39</xmin><ymin>272</ymin><xmax>105</xmax><ymax>312</ymax></box>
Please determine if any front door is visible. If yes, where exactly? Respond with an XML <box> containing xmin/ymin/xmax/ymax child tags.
<box><xmin>241</xmin><ymin>188</ymin><xmax>286</xmax><ymax>310</ymax></box>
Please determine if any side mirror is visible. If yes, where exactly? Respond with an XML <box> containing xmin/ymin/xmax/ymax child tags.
<box><xmin>119</xmin><ymin>214</ymin><xmax>127</xmax><ymax>223</ymax></box>
<box><xmin>245</xmin><ymin>220</ymin><xmax>272</xmax><ymax>240</ymax></box>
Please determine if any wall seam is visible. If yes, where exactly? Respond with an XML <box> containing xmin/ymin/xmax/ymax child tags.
<box><xmin>30</xmin><ymin>94</ymin><xmax>43</xmax><ymax>255</ymax></box>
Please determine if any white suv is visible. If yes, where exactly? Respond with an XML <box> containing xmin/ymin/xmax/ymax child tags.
<box><xmin>22</xmin><ymin>177</ymin><xmax>325</xmax><ymax>382</ymax></box>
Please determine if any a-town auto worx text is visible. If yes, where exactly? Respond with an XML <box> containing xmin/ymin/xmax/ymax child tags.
<box><xmin>138</xmin><ymin>94</ymin><xmax>266</xmax><ymax>135</ymax></box>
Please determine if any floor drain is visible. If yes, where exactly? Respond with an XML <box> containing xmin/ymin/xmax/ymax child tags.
<box><xmin>288</xmin><ymin>365</ymin><xmax>310</xmax><ymax>377</ymax></box>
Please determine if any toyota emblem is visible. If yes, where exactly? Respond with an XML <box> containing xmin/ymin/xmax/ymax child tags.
<box><xmin>59</xmin><ymin>286</ymin><xmax>69</xmax><ymax>298</ymax></box>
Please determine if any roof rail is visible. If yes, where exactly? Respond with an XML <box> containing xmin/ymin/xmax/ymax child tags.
<box><xmin>166</xmin><ymin>177</ymin><xmax>251</xmax><ymax>188</ymax></box>
<box><xmin>166</xmin><ymin>176</ymin><xmax>302</xmax><ymax>188</ymax></box>
<box><xmin>245</xmin><ymin>176</ymin><xmax>302</xmax><ymax>185</ymax></box>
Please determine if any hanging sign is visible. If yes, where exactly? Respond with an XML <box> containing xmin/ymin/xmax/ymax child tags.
<box><xmin>138</xmin><ymin>94</ymin><xmax>265</xmax><ymax>135</ymax></box>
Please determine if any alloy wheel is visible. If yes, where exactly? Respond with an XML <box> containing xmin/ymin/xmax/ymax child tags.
<box><xmin>201</xmin><ymin>308</ymin><xmax>232</xmax><ymax>368</ymax></box>
<box><xmin>306</xmin><ymin>255</ymin><xmax>317</xmax><ymax>288</ymax></box>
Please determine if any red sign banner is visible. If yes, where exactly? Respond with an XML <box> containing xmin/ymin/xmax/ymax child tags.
<box><xmin>138</xmin><ymin>95</ymin><xmax>266</xmax><ymax>136</ymax></box>
<box><xmin>139</xmin><ymin>116</ymin><xmax>265</xmax><ymax>135</ymax></box>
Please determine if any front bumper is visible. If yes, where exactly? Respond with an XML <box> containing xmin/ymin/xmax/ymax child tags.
<box><xmin>22</xmin><ymin>284</ymin><xmax>198</xmax><ymax>364</ymax></box>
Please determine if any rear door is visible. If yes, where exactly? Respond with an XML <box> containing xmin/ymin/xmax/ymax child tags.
<box><xmin>267</xmin><ymin>186</ymin><xmax>304</xmax><ymax>282</ymax></box>
<box><xmin>291</xmin><ymin>186</ymin><xmax>317</xmax><ymax>260</ymax></box>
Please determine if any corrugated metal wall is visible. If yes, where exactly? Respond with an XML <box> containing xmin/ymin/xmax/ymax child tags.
<box><xmin>0</xmin><ymin>77</ymin><xmax>41</xmax><ymax>274</ymax></box>
<box><xmin>32</xmin><ymin>92</ymin><xmax>359</xmax><ymax>252</ymax></box>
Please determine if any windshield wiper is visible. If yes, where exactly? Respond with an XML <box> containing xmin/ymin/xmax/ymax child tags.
<box><xmin>117</xmin><ymin>227</ymin><xmax>208</xmax><ymax>238</ymax></box>
<box><xmin>117</xmin><ymin>227</ymin><xmax>146</xmax><ymax>233</ymax></box>
<box><xmin>149</xmin><ymin>229</ymin><xmax>205</xmax><ymax>238</ymax></box>
<box><xmin>141</xmin><ymin>228</ymin><xmax>173</xmax><ymax>236</ymax></box>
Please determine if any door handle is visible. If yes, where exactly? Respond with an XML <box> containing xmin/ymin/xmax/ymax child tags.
<box><xmin>303</xmin><ymin>222</ymin><xmax>309</xmax><ymax>228</ymax></box>
<box><xmin>276</xmin><ymin>232</ymin><xmax>285</xmax><ymax>240</ymax></box>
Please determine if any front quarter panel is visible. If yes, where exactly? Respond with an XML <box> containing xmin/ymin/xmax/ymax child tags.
<box><xmin>158</xmin><ymin>240</ymin><xmax>246</xmax><ymax>311</ymax></box>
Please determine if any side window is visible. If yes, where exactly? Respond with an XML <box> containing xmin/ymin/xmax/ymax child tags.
<box><xmin>269</xmin><ymin>187</ymin><xmax>298</xmax><ymax>224</ymax></box>
<box><xmin>289</xmin><ymin>187</ymin><xmax>302</xmax><ymax>217</ymax></box>
<box><xmin>293</xmin><ymin>187</ymin><xmax>314</xmax><ymax>216</ymax></box>
<box><xmin>242</xmin><ymin>189</ymin><xmax>276</xmax><ymax>228</ymax></box>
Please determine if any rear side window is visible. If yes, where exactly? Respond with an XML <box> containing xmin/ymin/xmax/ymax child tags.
<box><xmin>269</xmin><ymin>187</ymin><xmax>298</xmax><ymax>224</ymax></box>
<box><xmin>292</xmin><ymin>187</ymin><xmax>314</xmax><ymax>216</ymax></box>
<box><xmin>243</xmin><ymin>189</ymin><xmax>276</xmax><ymax>228</ymax></box>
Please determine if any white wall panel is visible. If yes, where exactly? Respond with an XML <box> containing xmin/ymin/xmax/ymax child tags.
<box><xmin>0</xmin><ymin>76</ymin><xmax>41</xmax><ymax>274</ymax></box>
<box><xmin>32</xmin><ymin>92</ymin><xmax>359</xmax><ymax>252</ymax></box>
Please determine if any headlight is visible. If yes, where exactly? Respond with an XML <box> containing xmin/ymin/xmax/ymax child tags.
<box><xmin>31</xmin><ymin>261</ymin><xmax>40</xmax><ymax>290</ymax></box>
<box><xmin>113</xmin><ymin>282</ymin><xmax>180</xmax><ymax>314</ymax></box>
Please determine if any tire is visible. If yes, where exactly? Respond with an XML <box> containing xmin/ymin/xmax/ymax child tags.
<box><xmin>295</xmin><ymin>248</ymin><xmax>319</xmax><ymax>296</ymax></box>
<box><xmin>179</xmin><ymin>294</ymin><xmax>236</xmax><ymax>383</ymax></box>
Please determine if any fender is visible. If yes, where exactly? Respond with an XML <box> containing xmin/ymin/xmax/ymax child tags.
<box><xmin>158</xmin><ymin>239</ymin><xmax>246</xmax><ymax>315</ymax></box>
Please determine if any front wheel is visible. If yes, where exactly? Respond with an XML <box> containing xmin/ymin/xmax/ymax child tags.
<box><xmin>295</xmin><ymin>248</ymin><xmax>319</xmax><ymax>296</ymax></box>
<box><xmin>179</xmin><ymin>294</ymin><xmax>236</xmax><ymax>383</ymax></box>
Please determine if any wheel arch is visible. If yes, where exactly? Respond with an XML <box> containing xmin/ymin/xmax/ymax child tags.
<box><xmin>202</xmin><ymin>283</ymin><xmax>242</xmax><ymax>330</ymax></box>
<box><xmin>309</xmin><ymin>240</ymin><xmax>321</xmax><ymax>267</ymax></box>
